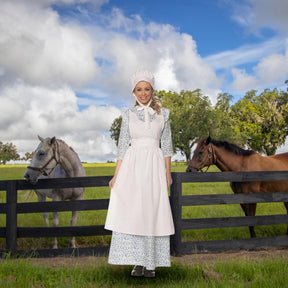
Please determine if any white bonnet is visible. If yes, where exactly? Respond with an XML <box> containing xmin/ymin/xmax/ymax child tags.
<box><xmin>130</xmin><ymin>70</ymin><xmax>155</xmax><ymax>91</ymax></box>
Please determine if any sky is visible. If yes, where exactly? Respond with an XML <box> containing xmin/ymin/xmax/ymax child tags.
<box><xmin>1</xmin><ymin>0</ymin><xmax>288</xmax><ymax>163</ymax></box>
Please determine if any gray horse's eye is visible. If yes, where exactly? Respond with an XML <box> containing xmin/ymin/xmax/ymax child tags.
<box><xmin>38</xmin><ymin>151</ymin><xmax>46</xmax><ymax>157</ymax></box>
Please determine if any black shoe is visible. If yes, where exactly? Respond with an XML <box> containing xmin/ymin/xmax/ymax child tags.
<box><xmin>131</xmin><ymin>265</ymin><xmax>144</xmax><ymax>277</ymax></box>
<box><xmin>144</xmin><ymin>268</ymin><xmax>155</xmax><ymax>278</ymax></box>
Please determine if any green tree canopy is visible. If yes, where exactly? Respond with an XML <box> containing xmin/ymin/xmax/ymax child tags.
<box><xmin>231</xmin><ymin>88</ymin><xmax>288</xmax><ymax>155</ymax></box>
<box><xmin>0</xmin><ymin>142</ymin><xmax>20</xmax><ymax>164</ymax></box>
<box><xmin>211</xmin><ymin>93</ymin><xmax>246</xmax><ymax>146</ymax></box>
<box><xmin>109</xmin><ymin>116</ymin><xmax>122</xmax><ymax>146</ymax></box>
<box><xmin>22</xmin><ymin>152</ymin><xmax>35</xmax><ymax>162</ymax></box>
<box><xmin>156</xmin><ymin>89</ymin><xmax>213</xmax><ymax>161</ymax></box>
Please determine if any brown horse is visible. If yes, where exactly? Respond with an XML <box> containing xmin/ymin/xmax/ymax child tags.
<box><xmin>186</xmin><ymin>136</ymin><xmax>288</xmax><ymax>238</ymax></box>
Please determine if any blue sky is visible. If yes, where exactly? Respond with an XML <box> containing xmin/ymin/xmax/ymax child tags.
<box><xmin>104</xmin><ymin>0</ymin><xmax>242</xmax><ymax>55</ymax></box>
<box><xmin>53</xmin><ymin>0</ymin><xmax>288</xmax><ymax>104</ymax></box>
<box><xmin>0</xmin><ymin>0</ymin><xmax>288</xmax><ymax>162</ymax></box>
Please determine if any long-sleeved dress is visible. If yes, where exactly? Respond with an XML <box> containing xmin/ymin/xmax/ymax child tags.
<box><xmin>105</xmin><ymin>106</ymin><xmax>175</xmax><ymax>270</ymax></box>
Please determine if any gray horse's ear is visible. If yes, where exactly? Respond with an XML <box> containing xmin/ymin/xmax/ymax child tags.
<box><xmin>38</xmin><ymin>135</ymin><xmax>44</xmax><ymax>142</ymax></box>
<box><xmin>49</xmin><ymin>137</ymin><xmax>56</xmax><ymax>145</ymax></box>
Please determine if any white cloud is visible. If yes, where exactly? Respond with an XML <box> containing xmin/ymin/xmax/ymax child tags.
<box><xmin>254</xmin><ymin>48</ymin><xmax>288</xmax><ymax>82</ymax></box>
<box><xmin>229</xmin><ymin>39</ymin><xmax>288</xmax><ymax>92</ymax></box>
<box><xmin>205</xmin><ymin>37</ymin><xmax>286</xmax><ymax>70</ymax></box>
<box><xmin>0</xmin><ymin>0</ymin><xmax>98</xmax><ymax>87</ymax></box>
<box><xmin>212</xmin><ymin>0</ymin><xmax>288</xmax><ymax>94</ymax></box>
<box><xmin>88</xmin><ymin>10</ymin><xmax>221</xmax><ymax>102</ymax></box>
<box><xmin>232</xmin><ymin>0</ymin><xmax>288</xmax><ymax>34</ymax></box>
<box><xmin>206</xmin><ymin>0</ymin><xmax>288</xmax><ymax>95</ymax></box>
<box><xmin>0</xmin><ymin>82</ymin><xmax>120</xmax><ymax>162</ymax></box>
<box><xmin>230</xmin><ymin>68</ymin><xmax>259</xmax><ymax>91</ymax></box>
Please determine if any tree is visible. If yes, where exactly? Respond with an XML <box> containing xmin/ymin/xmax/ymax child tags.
<box><xmin>156</xmin><ymin>89</ymin><xmax>213</xmax><ymax>162</ymax></box>
<box><xmin>109</xmin><ymin>116</ymin><xmax>122</xmax><ymax>146</ymax></box>
<box><xmin>0</xmin><ymin>142</ymin><xmax>20</xmax><ymax>164</ymax></box>
<box><xmin>22</xmin><ymin>152</ymin><xmax>35</xmax><ymax>162</ymax></box>
<box><xmin>212</xmin><ymin>93</ymin><xmax>246</xmax><ymax>146</ymax></box>
<box><xmin>231</xmin><ymin>89</ymin><xmax>288</xmax><ymax>155</ymax></box>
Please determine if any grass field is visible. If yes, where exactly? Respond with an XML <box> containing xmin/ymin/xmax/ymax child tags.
<box><xmin>0</xmin><ymin>254</ymin><xmax>288</xmax><ymax>288</ymax></box>
<box><xmin>1</xmin><ymin>163</ymin><xmax>288</xmax><ymax>287</ymax></box>
<box><xmin>0</xmin><ymin>163</ymin><xmax>287</xmax><ymax>249</ymax></box>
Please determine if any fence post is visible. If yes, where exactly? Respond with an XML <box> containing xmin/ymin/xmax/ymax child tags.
<box><xmin>6</xmin><ymin>181</ymin><xmax>18</xmax><ymax>256</ymax></box>
<box><xmin>170</xmin><ymin>172</ymin><xmax>182</xmax><ymax>256</ymax></box>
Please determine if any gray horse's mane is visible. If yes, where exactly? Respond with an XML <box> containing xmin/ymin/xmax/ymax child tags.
<box><xmin>57</xmin><ymin>139</ymin><xmax>76</xmax><ymax>153</ymax></box>
<box><xmin>210</xmin><ymin>138</ymin><xmax>256</xmax><ymax>156</ymax></box>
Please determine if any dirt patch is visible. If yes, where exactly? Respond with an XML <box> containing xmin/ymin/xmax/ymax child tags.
<box><xmin>2</xmin><ymin>247</ymin><xmax>288</xmax><ymax>268</ymax></box>
<box><xmin>175</xmin><ymin>247</ymin><xmax>288</xmax><ymax>266</ymax></box>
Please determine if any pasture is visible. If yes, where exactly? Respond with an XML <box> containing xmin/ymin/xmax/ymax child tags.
<box><xmin>0</xmin><ymin>163</ymin><xmax>287</xmax><ymax>250</ymax></box>
<box><xmin>1</xmin><ymin>253</ymin><xmax>288</xmax><ymax>288</ymax></box>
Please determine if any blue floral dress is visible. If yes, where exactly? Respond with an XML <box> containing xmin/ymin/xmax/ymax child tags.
<box><xmin>105</xmin><ymin>106</ymin><xmax>174</xmax><ymax>270</ymax></box>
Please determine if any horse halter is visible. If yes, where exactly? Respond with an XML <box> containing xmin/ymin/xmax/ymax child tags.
<box><xmin>27</xmin><ymin>140</ymin><xmax>60</xmax><ymax>177</ymax></box>
<box><xmin>189</xmin><ymin>142</ymin><xmax>217</xmax><ymax>172</ymax></box>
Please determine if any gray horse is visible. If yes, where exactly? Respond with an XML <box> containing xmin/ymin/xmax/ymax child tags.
<box><xmin>24</xmin><ymin>136</ymin><xmax>86</xmax><ymax>249</ymax></box>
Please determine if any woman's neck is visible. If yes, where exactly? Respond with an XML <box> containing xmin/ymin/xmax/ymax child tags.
<box><xmin>134</xmin><ymin>97</ymin><xmax>152</xmax><ymax>108</ymax></box>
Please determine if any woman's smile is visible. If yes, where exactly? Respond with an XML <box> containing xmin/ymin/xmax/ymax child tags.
<box><xmin>134</xmin><ymin>81</ymin><xmax>153</xmax><ymax>105</ymax></box>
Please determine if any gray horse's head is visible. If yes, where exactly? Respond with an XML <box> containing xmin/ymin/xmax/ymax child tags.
<box><xmin>24</xmin><ymin>136</ymin><xmax>59</xmax><ymax>184</ymax></box>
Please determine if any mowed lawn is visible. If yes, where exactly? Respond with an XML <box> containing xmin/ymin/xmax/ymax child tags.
<box><xmin>0</xmin><ymin>163</ymin><xmax>287</xmax><ymax>250</ymax></box>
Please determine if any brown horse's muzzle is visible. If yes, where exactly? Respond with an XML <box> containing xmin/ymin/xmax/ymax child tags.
<box><xmin>186</xmin><ymin>165</ymin><xmax>198</xmax><ymax>173</ymax></box>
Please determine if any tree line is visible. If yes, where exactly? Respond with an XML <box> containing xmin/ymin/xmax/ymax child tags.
<box><xmin>110</xmin><ymin>85</ymin><xmax>288</xmax><ymax>161</ymax></box>
<box><xmin>0</xmin><ymin>142</ymin><xmax>34</xmax><ymax>164</ymax></box>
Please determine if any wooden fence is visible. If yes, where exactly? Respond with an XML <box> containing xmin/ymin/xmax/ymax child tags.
<box><xmin>170</xmin><ymin>171</ymin><xmax>288</xmax><ymax>256</ymax></box>
<box><xmin>1</xmin><ymin>171</ymin><xmax>288</xmax><ymax>258</ymax></box>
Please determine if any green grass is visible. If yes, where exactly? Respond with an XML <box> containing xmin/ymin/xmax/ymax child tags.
<box><xmin>0</xmin><ymin>163</ymin><xmax>287</xmax><ymax>249</ymax></box>
<box><xmin>0</xmin><ymin>255</ymin><xmax>287</xmax><ymax>287</ymax></box>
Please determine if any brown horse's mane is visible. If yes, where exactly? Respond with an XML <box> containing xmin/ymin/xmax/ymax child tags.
<box><xmin>210</xmin><ymin>138</ymin><xmax>256</xmax><ymax>156</ymax></box>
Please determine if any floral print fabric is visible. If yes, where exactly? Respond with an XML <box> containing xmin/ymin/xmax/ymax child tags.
<box><xmin>108</xmin><ymin>231</ymin><xmax>171</xmax><ymax>270</ymax></box>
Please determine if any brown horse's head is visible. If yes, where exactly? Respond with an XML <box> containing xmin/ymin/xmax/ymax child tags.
<box><xmin>186</xmin><ymin>136</ymin><xmax>215</xmax><ymax>172</ymax></box>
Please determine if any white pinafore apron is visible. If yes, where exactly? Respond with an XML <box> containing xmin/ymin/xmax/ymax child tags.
<box><xmin>105</xmin><ymin>110</ymin><xmax>174</xmax><ymax>236</ymax></box>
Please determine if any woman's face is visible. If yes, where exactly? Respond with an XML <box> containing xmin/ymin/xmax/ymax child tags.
<box><xmin>133</xmin><ymin>81</ymin><xmax>153</xmax><ymax>105</ymax></box>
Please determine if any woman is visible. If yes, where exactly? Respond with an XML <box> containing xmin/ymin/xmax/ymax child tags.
<box><xmin>105</xmin><ymin>70</ymin><xmax>175</xmax><ymax>278</ymax></box>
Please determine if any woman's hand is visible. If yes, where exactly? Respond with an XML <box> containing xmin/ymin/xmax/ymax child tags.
<box><xmin>165</xmin><ymin>157</ymin><xmax>172</xmax><ymax>188</ymax></box>
<box><xmin>166</xmin><ymin>172</ymin><xmax>173</xmax><ymax>188</ymax></box>
<box><xmin>109</xmin><ymin>176</ymin><xmax>117</xmax><ymax>189</ymax></box>
<box><xmin>109</xmin><ymin>160</ymin><xmax>122</xmax><ymax>189</ymax></box>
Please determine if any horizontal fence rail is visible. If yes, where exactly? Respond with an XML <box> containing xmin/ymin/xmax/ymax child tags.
<box><xmin>0</xmin><ymin>171</ymin><xmax>288</xmax><ymax>258</ymax></box>
<box><xmin>1</xmin><ymin>176</ymin><xmax>112</xmax><ymax>258</ymax></box>
<box><xmin>170</xmin><ymin>171</ymin><xmax>288</xmax><ymax>256</ymax></box>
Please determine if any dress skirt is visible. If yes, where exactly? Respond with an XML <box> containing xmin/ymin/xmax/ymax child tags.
<box><xmin>108</xmin><ymin>232</ymin><xmax>171</xmax><ymax>270</ymax></box>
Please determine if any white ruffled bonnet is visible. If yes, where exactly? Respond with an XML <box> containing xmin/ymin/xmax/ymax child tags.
<box><xmin>130</xmin><ymin>70</ymin><xmax>155</xmax><ymax>91</ymax></box>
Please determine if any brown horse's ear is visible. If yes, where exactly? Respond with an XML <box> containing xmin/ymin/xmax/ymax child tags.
<box><xmin>206</xmin><ymin>136</ymin><xmax>211</xmax><ymax>144</ymax></box>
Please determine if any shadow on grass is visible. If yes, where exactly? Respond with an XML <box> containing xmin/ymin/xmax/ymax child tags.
<box><xmin>93</xmin><ymin>262</ymin><xmax>205</xmax><ymax>287</ymax></box>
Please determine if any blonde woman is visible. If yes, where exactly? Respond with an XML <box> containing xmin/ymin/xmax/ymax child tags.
<box><xmin>105</xmin><ymin>70</ymin><xmax>174</xmax><ymax>278</ymax></box>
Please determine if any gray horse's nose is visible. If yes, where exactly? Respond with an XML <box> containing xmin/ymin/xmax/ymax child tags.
<box><xmin>24</xmin><ymin>170</ymin><xmax>31</xmax><ymax>180</ymax></box>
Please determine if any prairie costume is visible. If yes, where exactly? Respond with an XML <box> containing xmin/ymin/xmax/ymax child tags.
<box><xmin>105</xmin><ymin>105</ymin><xmax>175</xmax><ymax>270</ymax></box>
